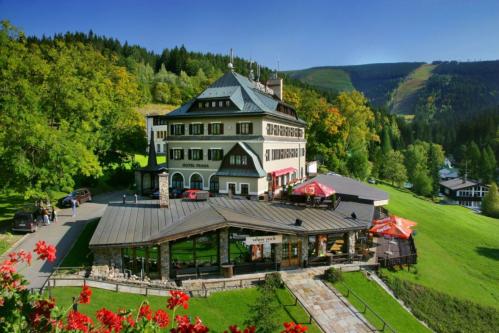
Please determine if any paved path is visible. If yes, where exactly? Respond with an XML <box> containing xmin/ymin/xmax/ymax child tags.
<box><xmin>5</xmin><ymin>192</ymin><xmax>123</xmax><ymax>289</ymax></box>
<box><xmin>282</xmin><ymin>268</ymin><xmax>374</xmax><ymax>333</ymax></box>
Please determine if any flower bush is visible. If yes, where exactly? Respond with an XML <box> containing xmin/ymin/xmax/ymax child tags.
<box><xmin>0</xmin><ymin>241</ymin><xmax>309</xmax><ymax>332</ymax></box>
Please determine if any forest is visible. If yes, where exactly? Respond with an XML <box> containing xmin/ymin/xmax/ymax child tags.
<box><xmin>0</xmin><ymin>22</ymin><xmax>497</xmax><ymax>208</ymax></box>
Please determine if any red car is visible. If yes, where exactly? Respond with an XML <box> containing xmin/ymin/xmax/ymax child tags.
<box><xmin>183</xmin><ymin>189</ymin><xmax>209</xmax><ymax>201</ymax></box>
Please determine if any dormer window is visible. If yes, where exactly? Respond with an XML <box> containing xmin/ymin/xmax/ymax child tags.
<box><xmin>211</xmin><ymin>101</ymin><xmax>216</xmax><ymax>107</ymax></box>
<box><xmin>205</xmin><ymin>102</ymin><xmax>210</xmax><ymax>108</ymax></box>
<box><xmin>218</xmin><ymin>101</ymin><xmax>223</xmax><ymax>107</ymax></box>
<box><xmin>198</xmin><ymin>102</ymin><xmax>203</xmax><ymax>108</ymax></box>
<box><xmin>225</xmin><ymin>100</ymin><xmax>231</xmax><ymax>107</ymax></box>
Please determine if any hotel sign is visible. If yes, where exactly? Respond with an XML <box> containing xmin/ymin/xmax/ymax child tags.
<box><xmin>182</xmin><ymin>163</ymin><xmax>209</xmax><ymax>168</ymax></box>
<box><xmin>245</xmin><ymin>235</ymin><xmax>282</xmax><ymax>245</ymax></box>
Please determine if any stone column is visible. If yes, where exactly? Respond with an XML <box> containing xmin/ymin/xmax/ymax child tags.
<box><xmin>301</xmin><ymin>236</ymin><xmax>308</xmax><ymax>267</ymax></box>
<box><xmin>219</xmin><ymin>228</ymin><xmax>229</xmax><ymax>264</ymax></box>
<box><xmin>160</xmin><ymin>242</ymin><xmax>170</xmax><ymax>280</ymax></box>
<box><xmin>159</xmin><ymin>172</ymin><xmax>169</xmax><ymax>208</ymax></box>
<box><xmin>275</xmin><ymin>243</ymin><xmax>283</xmax><ymax>264</ymax></box>
<box><xmin>347</xmin><ymin>231</ymin><xmax>356</xmax><ymax>256</ymax></box>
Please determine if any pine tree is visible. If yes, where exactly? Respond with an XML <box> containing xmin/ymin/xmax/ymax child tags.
<box><xmin>482</xmin><ymin>183</ymin><xmax>499</xmax><ymax>218</ymax></box>
<box><xmin>468</xmin><ymin>141</ymin><xmax>482</xmax><ymax>180</ymax></box>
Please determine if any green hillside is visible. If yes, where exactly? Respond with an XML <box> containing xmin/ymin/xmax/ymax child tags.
<box><xmin>388</xmin><ymin>64</ymin><xmax>436</xmax><ymax>114</ymax></box>
<box><xmin>284</xmin><ymin>67</ymin><xmax>354</xmax><ymax>92</ymax></box>
<box><xmin>286</xmin><ymin>62</ymin><xmax>424</xmax><ymax>106</ymax></box>
<box><xmin>376</xmin><ymin>184</ymin><xmax>499</xmax><ymax>309</ymax></box>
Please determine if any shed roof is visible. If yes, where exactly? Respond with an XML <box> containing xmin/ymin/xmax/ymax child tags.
<box><xmin>89</xmin><ymin>197</ymin><xmax>374</xmax><ymax>248</ymax></box>
<box><xmin>298</xmin><ymin>174</ymin><xmax>388</xmax><ymax>204</ymax></box>
<box><xmin>440</xmin><ymin>178</ymin><xmax>483</xmax><ymax>190</ymax></box>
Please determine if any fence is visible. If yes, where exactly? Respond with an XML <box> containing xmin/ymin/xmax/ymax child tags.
<box><xmin>323</xmin><ymin>275</ymin><xmax>396</xmax><ymax>333</ymax></box>
<box><xmin>378</xmin><ymin>254</ymin><xmax>417</xmax><ymax>268</ymax></box>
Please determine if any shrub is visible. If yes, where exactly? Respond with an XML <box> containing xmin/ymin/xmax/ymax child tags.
<box><xmin>385</xmin><ymin>276</ymin><xmax>499</xmax><ymax>333</ymax></box>
<box><xmin>324</xmin><ymin>267</ymin><xmax>343</xmax><ymax>283</ymax></box>
<box><xmin>264</xmin><ymin>272</ymin><xmax>284</xmax><ymax>289</ymax></box>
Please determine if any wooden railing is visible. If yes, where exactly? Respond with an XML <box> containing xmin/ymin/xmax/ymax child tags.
<box><xmin>378</xmin><ymin>254</ymin><xmax>417</xmax><ymax>268</ymax></box>
<box><xmin>323</xmin><ymin>279</ymin><xmax>396</xmax><ymax>332</ymax></box>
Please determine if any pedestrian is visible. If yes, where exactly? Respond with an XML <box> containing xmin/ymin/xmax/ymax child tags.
<box><xmin>51</xmin><ymin>207</ymin><xmax>57</xmax><ymax>223</ymax></box>
<box><xmin>71</xmin><ymin>198</ymin><xmax>78</xmax><ymax>217</ymax></box>
<box><xmin>42</xmin><ymin>207</ymin><xmax>50</xmax><ymax>225</ymax></box>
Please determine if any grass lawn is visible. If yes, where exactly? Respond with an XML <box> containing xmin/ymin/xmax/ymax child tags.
<box><xmin>332</xmin><ymin>272</ymin><xmax>430</xmax><ymax>333</ymax></box>
<box><xmin>134</xmin><ymin>154</ymin><xmax>166</xmax><ymax>168</ymax></box>
<box><xmin>375</xmin><ymin>184</ymin><xmax>499</xmax><ymax>309</ymax></box>
<box><xmin>60</xmin><ymin>219</ymin><xmax>99</xmax><ymax>267</ymax></box>
<box><xmin>49</xmin><ymin>287</ymin><xmax>321</xmax><ymax>333</ymax></box>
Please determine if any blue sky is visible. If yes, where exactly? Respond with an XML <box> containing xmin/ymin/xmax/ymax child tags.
<box><xmin>1</xmin><ymin>0</ymin><xmax>498</xmax><ymax>69</ymax></box>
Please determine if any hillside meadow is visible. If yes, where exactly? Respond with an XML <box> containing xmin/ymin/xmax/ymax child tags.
<box><xmin>375</xmin><ymin>184</ymin><xmax>499</xmax><ymax>309</ymax></box>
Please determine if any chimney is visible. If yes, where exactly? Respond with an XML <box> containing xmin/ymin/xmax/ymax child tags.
<box><xmin>266</xmin><ymin>76</ymin><xmax>283</xmax><ymax>101</ymax></box>
<box><xmin>158</xmin><ymin>172</ymin><xmax>169</xmax><ymax>208</ymax></box>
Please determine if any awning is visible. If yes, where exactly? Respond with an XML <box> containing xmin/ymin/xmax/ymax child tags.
<box><xmin>292</xmin><ymin>180</ymin><xmax>336</xmax><ymax>197</ymax></box>
<box><xmin>272</xmin><ymin>167</ymin><xmax>297</xmax><ymax>177</ymax></box>
<box><xmin>373</xmin><ymin>216</ymin><xmax>417</xmax><ymax>229</ymax></box>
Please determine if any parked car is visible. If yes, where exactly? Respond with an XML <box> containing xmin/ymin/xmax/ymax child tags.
<box><xmin>183</xmin><ymin>189</ymin><xmax>209</xmax><ymax>201</ymax></box>
<box><xmin>59</xmin><ymin>188</ymin><xmax>92</xmax><ymax>207</ymax></box>
<box><xmin>12</xmin><ymin>209</ymin><xmax>40</xmax><ymax>233</ymax></box>
<box><xmin>368</xmin><ymin>178</ymin><xmax>376</xmax><ymax>184</ymax></box>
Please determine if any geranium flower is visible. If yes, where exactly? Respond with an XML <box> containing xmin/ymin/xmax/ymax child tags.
<box><xmin>34</xmin><ymin>241</ymin><xmax>57</xmax><ymax>262</ymax></box>
<box><xmin>138</xmin><ymin>303</ymin><xmax>153</xmax><ymax>320</ymax></box>
<box><xmin>96</xmin><ymin>308</ymin><xmax>122</xmax><ymax>332</ymax></box>
<box><xmin>30</xmin><ymin>299</ymin><xmax>56</xmax><ymax>329</ymax></box>
<box><xmin>282</xmin><ymin>322</ymin><xmax>308</xmax><ymax>333</ymax></box>
<box><xmin>167</xmin><ymin>290</ymin><xmax>190</xmax><ymax>310</ymax></box>
<box><xmin>153</xmin><ymin>309</ymin><xmax>169</xmax><ymax>328</ymax></box>
<box><xmin>79</xmin><ymin>284</ymin><xmax>92</xmax><ymax>304</ymax></box>
<box><xmin>225</xmin><ymin>325</ymin><xmax>256</xmax><ymax>333</ymax></box>
<box><xmin>171</xmin><ymin>315</ymin><xmax>208</xmax><ymax>333</ymax></box>
<box><xmin>66</xmin><ymin>310</ymin><xmax>93</xmax><ymax>332</ymax></box>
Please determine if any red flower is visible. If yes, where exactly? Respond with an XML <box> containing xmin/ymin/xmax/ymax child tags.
<box><xmin>171</xmin><ymin>315</ymin><xmax>208</xmax><ymax>333</ymax></box>
<box><xmin>0</xmin><ymin>259</ymin><xmax>16</xmax><ymax>277</ymax></box>
<box><xmin>66</xmin><ymin>310</ymin><xmax>93</xmax><ymax>332</ymax></box>
<box><xmin>0</xmin><ymin>297</ymin><xmax>4</xmax><ymax>307</ymax></box>
<box><xmin>138</xmin><ymin>303</ymin><xmax>153</xmax><ymax>320</ymax></box>
<box><xmin>18</xmin><ymin>249</ymin><xmax>32</xmax><ymax>265</ymax></box>
<box><xmin>96</xmin><ymin>308</ymin><xmax>122</xmax><ymax>332</ymax></box>
<box><xmin>226</xmin><ymin>325</ymin><xmax>256</xmax><ymax>333</ymax></box>
<box><xmin>282</xmin><ymin>322</ymin><xmax>308</xmax><ymax>333</ymax></box>
<box><xmin>30</xmin><ymin>299</ymin><xmax>56</xmax><ymax>329</ymax></box>
<box><xmin>153</xmin><ymin>309</ymin><xmax>170</xmax><ymax>328</ymax></box>
<box><xmin>79</xmin><ymin>284</ymin><xmax>92</xmax><ymax>304</ymax></box>
<box><xmin>34</xmin><ymin>241</ymin><xmax>57</xmax><ymax>262</ymax></box>
<box><xmin>167</xmin><ymin>290</ymin><xmax>190</xmax><ymax>310</ymax></box>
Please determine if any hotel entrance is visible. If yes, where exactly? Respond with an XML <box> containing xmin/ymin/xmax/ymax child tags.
<box><xmin>281</xmin><ymin>236</ymin><xmax>301</xmax><ymax>268</ymax></box>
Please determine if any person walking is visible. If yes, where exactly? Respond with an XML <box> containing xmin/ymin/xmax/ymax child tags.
<box><xmin>42</xmin><ymin>207</ymin><xmax>50</xmax><ymax>225</ymax></box>
<box><xmin>71</xmin><ymin>198</ymin><xmax>78</xmax><ymax>217</ymax></box>
<box><xmin>51</xmin><ymin>207</ymin><xmax>58</xmax><ymax>223</ymax></box>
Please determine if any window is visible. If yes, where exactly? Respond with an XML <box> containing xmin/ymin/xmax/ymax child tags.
<box><xmin>172</xmin><ymin>173</ymin><xmax>184</xmax><ymax>189</ymax></box>
<box><xmin>229</xmin><ymin>155</ymin><xmax>248</xmax><ymax>166</ymax></box>
<box><xmin>156</xmin><ymin>131</ymin><xmax>167</xmax><ymax>139</ymax></box>
<box><xmin>170</xmin><ymin>149</ymin><xmax>184</xmax><ymax>160</ymax></box>
<box><xmin>153</xmin><ymin>117</ymin><xmax>167</xmax><ymax>125</ymax></box>
<box><xmin>280</xmin><ymin>126</ymin><xmax>285</xmax><ymax>136</ymax></box>
<box><xmin>209</xmin><ymin>123</ymin><xmax>223</xmax><ymax>135</ymax></box>
<box><xmin>157</xmin><ymin>144</ymin><xmax>161</xmax><ymax>153</ymax></box>
<box><xmin>241</xmin><ymin>184</ymin><xmax>249</xmax><ymax>196</ymax></box>
<box><xmin>274</xmin><ymin>124</ymin><xmax>279</xmax><ymax>135</ymax></box>
<box><xmin>237</xmin><ymin>122</ymin><xmax>253</xmax><ymax>135</ymax></box>
<box><xmin>189</xmin><ymin>123</ymin><xmax>204</xmax><ymax>135</ymax></box>
<box><xmin>198</xmin><ymin>102</ymin><xmax>203</xmax><ymax>108</ymax></box>
<box><xmin>225</xmin><ymin>100</ymin><xmax>231</xmax><ymax>107</ymax></box>
<box><xmin>218</xmin><ymin>101</ymin><xmax>223</xmax><ymax>107</ymax></box>
<box><xmin>205</xmin><ymin>102</ymin><xmax>210</xmax><ymax>108</ymax></box>
<box><xmin>209</xmin><ymin>176</ymin><xmax>219</xmax><ymax>193</ymax></box>
<box><xmin>301</xmin><ymin>148</ymin><xmax>305</xmax><ymax>156</ymax></box>
<box><xmin>170</xmin><ymin>124</ymin><xmax>185</xmax><ymax>135</ymax></box>
<box><xmin>267</xmin><ymin>123</ymin><xmax>273</xmax><ymax>135</ymax></box>
<box><xmin>208</xmin><ymin>149</ymin><xmax>224</xmax><ymax>161</ymax></box>
<box><xmin>265</xmin><ymin>149</ymin><xmax>270</xmax><ymax>161</ymax></box>
<box><xmin>229</xmin><ymin>228</ymin><xmax>276</xmax><ymax>265</ymax></box>
<box><xmin>190</xmin><ymin>174</ymin><xmax>203</xmax><ymax>189</ymax></box>
<box><xmin>188</xmin><ymin>149</ymin><xmax>203</xmax><ymax>160</ymax></box>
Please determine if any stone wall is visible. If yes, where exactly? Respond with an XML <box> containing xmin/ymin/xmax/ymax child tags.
<box><xmin>347</xmin><ymin>231</ymin><xmax>356</xmax><ymax>255</ymax></box>
<box><xmin>160</xmin><ymin>242</ymin><xmax>170</xmax><ymax>280</ymax></box>
<box><xmin>274</xmin><ymin>243</ymin><xmax>282</xmax><ymax>263</ymax></box>
<box><xmin>300</xmin><ymin>236</ymin><xmax>308</xmax><ymax>266</ymax></box>
<box><xmin>159</xmin><ymin>172</ymin><xmax>169</xmax><ymax>208</ymax></box>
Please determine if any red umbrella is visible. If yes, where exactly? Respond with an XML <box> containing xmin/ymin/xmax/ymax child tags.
<box><xmin>373</xmin><ymin>215</ymin><xmax>417</xmax><ymax>229</ymax></box>
<box><xmin>370</xmin><ymin>220</ymin><xmax>413</xmax><ymax>239</ymax></box>
<box><xmin>292</xmin><ymin>180</ymin><xmax>335</xmax><ymax>197</ymax></box>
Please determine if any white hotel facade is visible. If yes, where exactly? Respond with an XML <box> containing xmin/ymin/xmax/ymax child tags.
<box><xmin>145</xmin><ymin>69</ymin><xmax>307</xmax><ymax>197</ymax></box>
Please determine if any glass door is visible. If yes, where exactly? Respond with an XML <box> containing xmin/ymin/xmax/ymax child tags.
<box><xmin>281</xmin><ymin>237</ymin><xmax>301</xmax><ymax>268</ymax></box>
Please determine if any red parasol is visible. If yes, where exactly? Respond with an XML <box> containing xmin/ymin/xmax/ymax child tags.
<box><xmin>292</xmin><ymin>180</ymin><xmax>336</xmax><ymax>197</ymax></box>
<box><xmin>370</xmin><ymin>219</ymin><xmax>414</xmax><ymax>239</ymax></box>
<box><xmin>373</xmin><ymin>215</ymin><xmax>417</xmax><ymax>229</ymax></box>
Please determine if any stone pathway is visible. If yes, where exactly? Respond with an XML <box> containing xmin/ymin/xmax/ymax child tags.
<box><xmin>281</xmin><ymin>268</ymin><xmax>374</xmax><ymax>333</ymax></box>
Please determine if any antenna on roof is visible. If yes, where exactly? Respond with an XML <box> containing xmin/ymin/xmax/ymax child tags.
<box><xmin>249</xmin><ymin>59</ymin><xmax>255</xmax><ymax>80</ymax></box>
<box><xmin>271</xmin><ymin>59</ymin><xmax>279</xmax><ymax>79</ymax></box>
<box><xmin>256</xmin><ymin>64</ymin><xmax>261</xmax><ymax>82</ymax></box>
<box><xmin>227</xmin><ymin>48</ymin><xmax>234</xmax><ymax>71</ymax></box>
